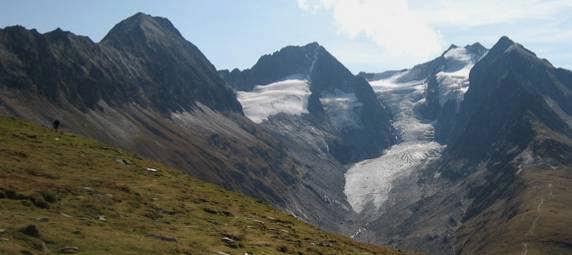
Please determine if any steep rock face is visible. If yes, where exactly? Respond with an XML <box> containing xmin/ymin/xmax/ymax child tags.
<box><xmin>445</xmin><ymin>37</ymin><xmax>571</xmax><ymax>163</ymax></box>
<box><xmin>100</xmin><ymin>13</ymin><xmax>242</xmax><ymax>112</ymax></box>
<box><xmin>362</xmin><ymin>37</ymin><xmax>572</xmax><ymax>255</ymax></box>
<box><xmin>220</xmin><ymin>43</ymin><xmax>394</xmax><ymax>164</ymax></box>
<box><xmin>0</xmin><ymin>13</ymin><xmax>351</xmax><ymax>233</ymax></box>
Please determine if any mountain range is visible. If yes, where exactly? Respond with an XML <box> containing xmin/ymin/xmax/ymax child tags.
<box><xmin>354</xmin><ymin>37</ymin><xmax>572</xmax><ymax>255</ymax></box>
<box><xmin>0</xmin><ymin>12</ymin><xmax>356</xmax><ymax>234</ymax></box>
<box><xmin>0</xmin><ymin>12</ymin><xmax>570</xmax><ymax>255</ymax></box>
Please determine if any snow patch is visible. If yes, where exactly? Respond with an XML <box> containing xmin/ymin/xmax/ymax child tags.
<box><xmin>435</xmin><ymin>46</ymin><xmax>487</xmax><ymax>106</ymax></box>
<box><xmin>369</xmin><ymin>70</ymin><xmax>417</xmax><ymax>93</ymax></box>
<box><xmin>237</xmin><ymin>79</ymin><xmax>311</xmax><ymax>123</ymax></box>
<box><xmin>435</xmin><ymin>65</ymin><xmax>472</xmax><ymax>106</ymax></box>
<box><xmin>444</xmin><ymin>47</ymin><xmax>472</xmax><ymax>63</ymax></box>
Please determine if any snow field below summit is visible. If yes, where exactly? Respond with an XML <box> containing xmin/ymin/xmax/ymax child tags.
<box><xmin>237</xmin><ymin>79</ymin><xmax>311</xmax><ymax>123</ymax></box>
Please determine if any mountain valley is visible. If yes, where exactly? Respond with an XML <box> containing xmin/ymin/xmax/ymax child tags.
<box><xmin>0</xmin><ymin>12</ymin><xmax>571</xmax><ymax>255</ymax></box>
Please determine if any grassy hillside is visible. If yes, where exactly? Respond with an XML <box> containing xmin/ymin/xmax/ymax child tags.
<box><xmin>0</xmin><ymin>116</ymin><xmax>401</xmax><ymax>255</ymax></box>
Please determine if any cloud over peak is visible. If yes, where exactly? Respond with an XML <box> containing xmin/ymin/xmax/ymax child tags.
<box><xmin>298</xmin><ymin>0</ymin><xmax>442</xmax><ymax>64</ymax></box>
<box><xmin>297</xmin><ymin>0</ymin><xmax>572</xmax><ymax>69</ymax></box>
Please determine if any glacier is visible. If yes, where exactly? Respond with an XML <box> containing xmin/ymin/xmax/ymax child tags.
<box><xmin>344</xmin><ymin>46</ymin><xmax>481</xmax><ymax>214</ymax></box>
<box><xmin>237</xmin><ymin>79</ymin><xmax>311</xmax><ymax>123</ymax></box>
<box><xmin>345</xmin><ymin>72</ymin><xmax>445</xmax><ymax>213</ymax></box>
<box><xmin>435</xmin><ymin>47</ymin><xmax>479</xmax><ymax>106</ymax></box>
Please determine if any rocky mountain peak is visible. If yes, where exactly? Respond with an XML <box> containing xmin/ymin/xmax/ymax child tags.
<box><xmin>472</xmin><ymin>36</ymin><xmax>551</xmax><ymax>83</ymax></box>
<box><xmin>43</xmin><ymin>27</ymin><xmax>93</xmax><ymax>44</ymax></box>
<box><xmin>302</xmin><ymin>41</ymin><xmax>321</xmax><ymax>50</ymax></box>
<box><xmin>221</xmin><ymin>42</ymin><xmax>349</xmax><ymax>91</ymax></box>
<box><xmin>101</xmin><ymin>12</ymin><xmax>183</xmax><ymax>49</ymax></box>
<box><xmin>495</xmin><ymin>35</ymin><xmax>516</xmax><ymax>49</ymax></box>
<box><xmin>251</xmin><ymin>41</ymin><xmax>331</xmax><ymax>78</ymax></box>
<box><xmin>444</xmin><ymin>44</ymin><xmax>459</xmax><ymax>52</ymax></box>
<box><xmin>466</xmin><ymin>42</ymin><xmax>486</xmax><ymax>53</ymax></box>
<box><xmin>484</xmin><ymin>35</ymin><xmax>538</xmax><ymax>62</ymax></box>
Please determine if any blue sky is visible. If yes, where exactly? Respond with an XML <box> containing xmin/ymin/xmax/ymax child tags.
<box><xmin>1</xmin><ymin>0</ymin><xmax>571</xmax><ymax>73</ymax></box>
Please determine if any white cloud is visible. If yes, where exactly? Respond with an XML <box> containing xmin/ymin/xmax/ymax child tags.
<box><xmin>297</xmin><ymin>0</ymin><xmax>443</xmax><ymax>64</ymax></box>
<box><xmin>297</xmin><ymin>0</ymin><xmax>572</xmax><ymax>69</ymax></box>
<box><xmin>418</xmin><ymin>0</ymin><xmax>572</xmax><ymax>27</ymax></box>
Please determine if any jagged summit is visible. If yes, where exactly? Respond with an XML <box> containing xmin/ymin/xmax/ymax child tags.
<box><xmin>485</xmin><ymin>36</ymin><xmax>537</xmax><ymax>60</ymax></box>
<box><xmin>444</xmin><ymin>44</ymin><xmax>459</xmax><ymax>52</ymax></box>
<box><xmin>487</xmin><ymin>35</ymin><xmax>519</xmax><ymax>55</ymax></box>
<box><xmin>1</xmin><ymin>25</ymin><xmax>92</xmax><ymax>43</ymax></box>
<box><xmin>442</xmin><ymin>42</ymin><xmax>487</xmax><ymax>60</ymax></box>
<box><xmin>44</xmin><ymin>27</ymin><xmax>95</xmax><ymax>43</ymax></box>
<box><xmin>480</xmin><ymin>36</ymin><xmax>550</xmax><ymax>70</ymax></box>
<box><xmin>221</xmin><ymin>41</ymin><xmax>350</xmax><ymax>91</ymax></box>
<box><xmin>496</xmin><ymin>35</ymin><xmax>516</xmax><ymax>48</ymax></box>
<box><xmin>298</xmin><ymin>41</ymin><xmax>322</xmax><ymax>51</ymax></box>
<box><xmin>467</xmin><ymin>42</ymin><xmax>486</xmax><ymax>51</ymax></box>
<box><xmin>252</xmin><ymin>41</ymin><xmax>335</xmax><ymax>80</ymax></box>
<box><xmin>1</xmin><ymin>25</ymin><xmax>37</xmax><ymax>34</ymax></box>
<box><xmin>224</xmin><ymin>42</ymin><xmax>324</xmax><ymax>75</ymax></box>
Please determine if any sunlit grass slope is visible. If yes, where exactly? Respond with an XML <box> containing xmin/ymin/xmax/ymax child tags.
<box><xmin>0</xmin><ymin>116</ymin><xmax>403</xmax><ymax>255</ymax></box>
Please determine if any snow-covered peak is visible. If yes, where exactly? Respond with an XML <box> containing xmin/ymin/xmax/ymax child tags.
<box><xmin>443</xmin><ymin>46</ymin><xmax>473</xmax><ymax>63</ymax></box>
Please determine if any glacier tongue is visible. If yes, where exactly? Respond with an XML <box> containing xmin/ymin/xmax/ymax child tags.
<box><xmin>344</xmin><ymin>72</ymin><xmax>444</xmax><ymax>213</ymax></box>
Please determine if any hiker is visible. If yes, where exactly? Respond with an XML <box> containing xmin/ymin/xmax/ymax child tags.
<box><xmin>52</xmin><ymin>119</ymin><xmax>60</xmax><ymax>131</ymax></box>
